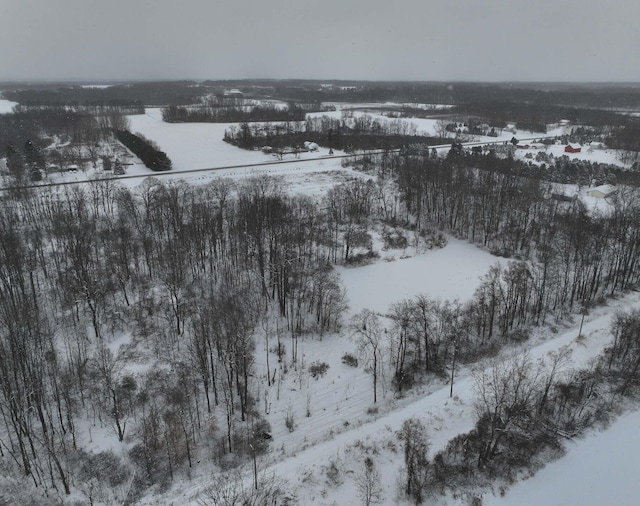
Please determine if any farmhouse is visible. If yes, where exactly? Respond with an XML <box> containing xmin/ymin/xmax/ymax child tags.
<box><xmin>224</xmin><ymin>89</ymin><xmax>244</xmax><ymax>98</ymax></box>
<box><xmin>565</xmin><ymin>143</ymin><xmax>582</xmax><ymax>153</ymax></box>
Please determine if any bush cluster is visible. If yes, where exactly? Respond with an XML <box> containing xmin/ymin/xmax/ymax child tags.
<box><xmin>308</xmin><ymin>361</ymin><xmax>330</xmax><ymax>379</ymax></box>
<box><xmin>341</xmin><ymin>353</ymin><xmax>358</xmax><ymax>367</ymax></box>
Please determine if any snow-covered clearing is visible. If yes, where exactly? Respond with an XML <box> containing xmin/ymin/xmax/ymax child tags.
<box><xmin>337</xmin><ymin>238</ymin><xmax>509</xmax><ymax>315</ymax></box>
<box><xmin>128</xmin><ymin>108</ymin><xmax>267</xmax><ymax>171</ymax></box>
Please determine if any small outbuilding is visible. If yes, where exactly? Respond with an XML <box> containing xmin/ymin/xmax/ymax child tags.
<box><xmin>587</xmin><ymin>184</ymin><xmax>618</xmax><ymax>199</ymax></box>
<box><xmin>565</xmin><ymin>143</ymin><xmax>582</xmax><ymax>153</ymax></box>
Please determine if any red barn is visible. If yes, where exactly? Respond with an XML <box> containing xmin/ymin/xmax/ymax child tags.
<box><xmin>565</xmin><ymin>143</ymin><xmax>582</xmax><ymax>153</ymax></box>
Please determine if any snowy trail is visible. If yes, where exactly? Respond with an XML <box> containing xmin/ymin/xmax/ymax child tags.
<box><xmin>146</xmin><ymin>292</ymin><xmax>640</xmax><ymax>505</ymax></box>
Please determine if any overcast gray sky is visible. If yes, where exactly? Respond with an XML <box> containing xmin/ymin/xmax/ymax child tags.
<box><xmin>1</xmin><ymin>0</ymin><xmax>638</xmax><ymax>82</ymax></box>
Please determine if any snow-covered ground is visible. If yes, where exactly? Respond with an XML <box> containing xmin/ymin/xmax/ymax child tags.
<box><xmin>337</xmin><ymin>237</ymin><xmax>508</xmax><ymax>315</ymax></box>
<box><xmin>0</xmin><ymin>98</ymin><xmax>18</xmax><ymax>114</ymax></box>
<box><xmin>3</xmin><ymin>98</ymin><xmax>637</xmax><ymax>505</ymax></box>
<box><xmin>142</xmin><ymin>272</ymin><xmax>640</xmax><ymax>506</ymax></box>
<box><xmin>111</xmin><ymin>107</ymin><xmax>640</xmax><ymax>506</ymax></box>
<box><xmin>128</xmin><ymin>108</ymin><xmax>266</xmax><ymax>171</ymax></box>
<box><xmin>513</xmin><ymin>143</ymin><xmax>624</xmax><ymax>166</ymax></box>
<box><xmin>261</xmin><ymin>291</ymin><xmax>640</xmax><ymax>506</ymax></box>
<box><xmin>80</xmin><ymin>84</ymin><xmax>113</xmax><ymax>89</ymax></box>
<box><xmin>484</xmin><ymin>408</ymin><xmax>640</xmax><ymax>506</ymax></box>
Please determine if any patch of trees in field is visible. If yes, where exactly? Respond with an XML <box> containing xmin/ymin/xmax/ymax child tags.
<box><xmin>457</xmin><ymin>146</ymin><xmax>640</xmax><ymax>187</ymax></box>
<box><xmin>0</xmin><ymin>106</ymin><xmax>96</xmax><ymax>150</ymax></box>
<box><xmin>393</xmin><ymin>153</ymin><xmax>640</xmax><ymax>305</ymax></box>
<box><xmin>457</xmin><ymin>101</ymin><xmax>634</xmax><ymax>134</ymax></box>
<box><xmin>223</xmin><ymin>113</ymin><xmax>446</xmax><ymax>152</ymax></box>
<box><xmin>607</xmin><ymin>123</ymin><xmax>640</xmax><ymax>166</ymax></box>
<box><xmin>115</xmin><ymin>130</ymin><xmax>172</xmax><ymax>171</ymax></box>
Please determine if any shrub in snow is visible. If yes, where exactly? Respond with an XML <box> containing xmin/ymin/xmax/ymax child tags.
<box><xmin>341</xmin><ymin>352</ymin><xmax>359</xmax><ymax>367</ymax></box>
<box><xmin>285</xmin><ymin>405</ymin><xmax>295</xmax><ymax>432</ymax></box>
<box><xmin>308</xmin><ymin>361</ymin><xmax>330</xmax><ymax>378</ymax></box>
<box><xmin>323</xmin><ymin>458</ymin><xmax>344</xmax><ymax>487</ymax></box>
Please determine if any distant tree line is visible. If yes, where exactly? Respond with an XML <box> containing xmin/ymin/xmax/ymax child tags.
<box><xmin>115</xmin><ymin>130</ymin><xmax>172</xmax><ymax>171</ymax></box>
<box><xmin>161</xmin><ymin>102</ymin><xmax>312</xmax><ymax>123</ymax></box>
<box><xmin>268</xmin><ymin>80</ymin><xmax>640</xmax><ymax>110</ymax></box>
<box><xmin>608</xmin><ymin>123</ymin><xmax>640</xmax><ymax>150</ymax></box>
<box><xmin>2</xmin><ymin>81</ymin><xmax>205</xmax><ymax>107</ymax></box>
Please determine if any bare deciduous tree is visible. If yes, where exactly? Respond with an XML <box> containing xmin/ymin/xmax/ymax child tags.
<box><xmin>350</xmin><ymin>309</ymin><xmax>385</xmax><ymax>403</ymax></box>
<box><xmin>399</xmin><ymin>417</ymin><xmax>430</xmax><ymax>503</ymax></box>
<box><xmin>356</xmin><ymin>456</ymin><xmax>384</xmax><ymax>506</ymax></box>
<box><xmin>199</xmin><ymin>470</ymin><xmax>289</xmax><ymax>506</ymax></box>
